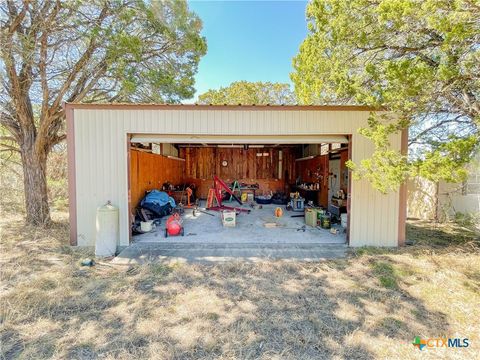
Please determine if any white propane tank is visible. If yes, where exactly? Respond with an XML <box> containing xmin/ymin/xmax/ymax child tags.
<box><xmin>95</xmin><ymin>201</ymin><xmax>119</xmax><ymax>257</ymax></box>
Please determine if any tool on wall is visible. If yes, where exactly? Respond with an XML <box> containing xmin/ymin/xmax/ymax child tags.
<box><xmin>207</xmin><ymin>176</ymin><xmax>251</xmax><ymax>213</ymax></box>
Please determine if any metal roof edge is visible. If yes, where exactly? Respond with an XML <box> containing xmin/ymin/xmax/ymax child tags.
<box><xmin>64</xmin><ymin>102</ymin><xmax>382</xmax><ymax>112</ymax></box>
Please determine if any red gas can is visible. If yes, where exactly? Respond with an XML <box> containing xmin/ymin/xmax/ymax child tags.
<box><xmin>165</xmin><ymin>213</ymin><xmax>184</xmax><ymax>237</ymax></box>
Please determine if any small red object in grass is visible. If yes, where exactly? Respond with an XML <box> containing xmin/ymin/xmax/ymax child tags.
<box><xmin>165</xmin><ymin>213</ymin><xmax>184</xmax><ymax>237</ymax></box>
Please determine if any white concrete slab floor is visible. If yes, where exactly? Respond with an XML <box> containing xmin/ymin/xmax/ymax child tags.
<box><xmin>133</xmin><ymin>203</ymin><xmax>346</xmax><ymax>245</ymax></box>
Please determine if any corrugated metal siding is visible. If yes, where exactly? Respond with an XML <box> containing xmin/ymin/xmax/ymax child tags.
<box><xmin>73</xmin><ymin>108</ymin><xmax>401</xmax><ymax>247</ymax></box>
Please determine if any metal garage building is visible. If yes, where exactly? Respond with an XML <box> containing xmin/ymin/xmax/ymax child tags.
<box><xmin>66</xmin><ymin>103</ymin><xmax>407</xmax><ymax>248</ymax></box>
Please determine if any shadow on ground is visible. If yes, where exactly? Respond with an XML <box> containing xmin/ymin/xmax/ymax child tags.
<box><xmin>1</xmin><ymin>215</ymin><xmax>478</xmax><ymax>359</ymax></box>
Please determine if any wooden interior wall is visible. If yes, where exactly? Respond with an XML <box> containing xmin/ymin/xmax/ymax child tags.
<box><xmin>130</xmin><ymin>146</ymin><xmax>348</xmax><ymax>206</ymax></box>
<box><xmin>339</xmin><ymin>148</ymin><xmax>349</xmax><ymax>192</ymax></box>
<box><xmin>296</xmin><ymin>154</ymin><xmax>330</xmax><ymax>206</ymax></box>
<box><xmin>180</xmin><ymin>147</ymin><xmax>297</xmax><ymax>198</ymax></box>
<box><xmin>295</xmin><ymin>147</ymin><xmax>350</xmax><ymax>207</ymax></box>
<box><xmin>296</xmin><ymin>155</ymin><xmax>329</xmax><ymax>184</ymax></box>
<box><xmin>282</xmin><ymin>149</ymin><xmax>296</xmax><ymax>188</ymax></box>
<box><xmin>130</xmin><ymin>149</ymin><xmax>185</xmax><ymax>211</ymax></box>
<box><xmin>183</xmin><ymin>147</ymin><xmax>283</xmax><ymax>179</ymax></box>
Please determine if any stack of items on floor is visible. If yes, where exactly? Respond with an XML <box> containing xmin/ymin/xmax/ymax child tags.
<box><xmin>224</xmin><ymin>181</ymin><xmax>259</xmax><ymax>202</ymax></box>
<box><xmin>304</xmin><ymin>206</ymin><xmax>346</xmax><ymax>234</ymax></box>
<box><xmin>141</xmin><ymin>190</ymin><xmax>176</xmax><ymax>216</ymax></box>
<box><xmin>162</xmin><ymin>182</ymin><xmax>197</xmax><ymax>206</ymax></box>
<box><xmin>287</xmin><ymin>192</ymin><xmax>305</xmax><ymax>211</ymax></box>
<box><xmin>133</xmin><ymin>190</ymin><xmax>176</xmax><ymax>234</ymax></box>
<box><xmin>206</xmin><ymin>176</ymin><xmax>251</xmax><ymax>227</ymax></box>
<box><xmin>281</xmin><ymin>191</ymin><xmax>346</xmax><ymax>234</ymax></box>
<box><xmin>254</xmin><ymin>191</ymin><xmax>289</xmax><ymax>205</ymax></box>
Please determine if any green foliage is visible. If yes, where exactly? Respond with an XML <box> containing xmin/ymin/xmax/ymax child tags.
<box><xmin>198</xmin><ymin>81</ymin><xmax>296</xmax><ymax>105</ymax></box>
<box><xmin>2</xmin><ymin>0</ymin><xmax>207</xmax><ymax>107</ymax></box>
<box><xmin>346</xmin><ymin>152</ymin><xmax>409</xmax><ymax>194</ymax></box>
<box><xmin>292</xmin><ymin>0</ymin><xmax>479</xmax><ymax>191</ymax></box>
<box><xmin>93</xmin><ymin>0</ymin><xmax>207</xmax><ymax>103</ymax></box>
<box><xmin>414</xmin><ymin>135</ymin><xmax>478</xmax><ymax>183</ymax></box>
<box><xmin>346</xmin><ymin>115</ymin><xmax>409</xmax><ymax>193</ymax></box>
<box><xmin>1</xmin><ymin>0</ymin><xmax>207</xmax><ymax>222</ymax></box>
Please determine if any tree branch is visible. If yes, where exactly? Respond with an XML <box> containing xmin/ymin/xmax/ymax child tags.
<box><xmin>49</xmin><ymin>5</ymin><xmax>110</xmax><ymax>111</ymax></box>
<box><xmin>6</xmin><ymin>0</ymin><xmax>29</xmax><ymax>34</ymax></box>
<box><xmin>39</xmin><ymin>1</ymin><xmax>61</xmax><ymax>122</ymax></box>
<box><xmin>0</xmin><ymin>140</ymin><xmax>20</xmax><ymax>153</ymax></box>
<box><xmin>0</xmin><ymin>111</ymin><xmax>21</xmax><ymax>141</ymax></box>
<box><xmin>408</xmin><ymin>116</ymin><xmax>468</xmax><ymax>145</ymax></box>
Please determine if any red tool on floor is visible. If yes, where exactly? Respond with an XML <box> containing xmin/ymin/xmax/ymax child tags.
<box><xmin>207</xmin><ymin>176</ymin><xmax>250</xmax><ymax>213</ymax></box>
<box><xmin>165</xmin><ymin>213</ymin><xmax>184</xmax><ymax>237</ymax></box>
<box><xmin>180</xmin><ymin>186</ymin><xmax>195</xmax><ymax>208</ymax></box>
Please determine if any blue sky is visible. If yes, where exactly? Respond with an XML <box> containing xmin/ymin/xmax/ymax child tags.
<box><xmin>188</xmin><ymin>0</ymin><xmax>309</xmax><ymax>101</ymax></box>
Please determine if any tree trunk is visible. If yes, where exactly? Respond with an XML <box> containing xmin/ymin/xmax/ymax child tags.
<box><xmin>20</xmin><ymin>138</ymin><xmax>51</xmax><ymax>226</ymax></box>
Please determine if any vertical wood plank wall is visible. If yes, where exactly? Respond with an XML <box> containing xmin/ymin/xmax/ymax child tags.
<box><xmin>130</xmin><ymin>147</ymin><xmax>297</xmax><ymax>206</ymax></box>
<box><xmin>295</xmin><ymin>155</ymin><xmax>330</xmax><ymax>206</ymax></box>
<box><xmin>295</xmin><ymin>149</ymin><xmax>349</xmax><ymax>207</ymax></box>
<box><xmin>180</xmin><ymin>147</ymin><xmax>297</xmax><ymax>198</ymax></box>
<box><xmin>72</xmin><ymin>108</ymin><xmax>401</xmax><ymax>247</ymax></box>
<box><xmin>129</xmin><ymin>149</ymin><xmax>185</xmax><ymax>213</ymax></box>
<box><xmin>183</xmin><ymin>147</ymin><xmax>284</xmax><ymax>180</ymax></box>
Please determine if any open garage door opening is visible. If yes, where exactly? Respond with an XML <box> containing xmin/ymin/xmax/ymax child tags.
<box><xmin>128</xmin><ymin>135</ymin><xmax>351</xmax><ymax>246</ymax></box>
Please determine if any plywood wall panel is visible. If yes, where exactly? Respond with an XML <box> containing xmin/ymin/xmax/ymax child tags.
<box><xmin>130</xmin><ymin>150</ymin><xmax>185</xmax><ymax>212</ymax></box>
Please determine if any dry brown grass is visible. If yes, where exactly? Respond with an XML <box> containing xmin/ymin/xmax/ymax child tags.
<box><xmin>1</xmin><ymin>213</ymin><xmax>479</xmax><ymax>359</ymax></box>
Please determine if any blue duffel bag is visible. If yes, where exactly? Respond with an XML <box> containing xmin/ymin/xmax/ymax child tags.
<box><xmin>140</xmin><ymin>190</ymin><xmax>176</xmax><ymax>217</ymax></box>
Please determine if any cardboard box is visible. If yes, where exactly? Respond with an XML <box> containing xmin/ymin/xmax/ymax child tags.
<box><xmin>222</xmin><ymin>210</ymin><xmax>236</xmax><ymax>227</ymax></box>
